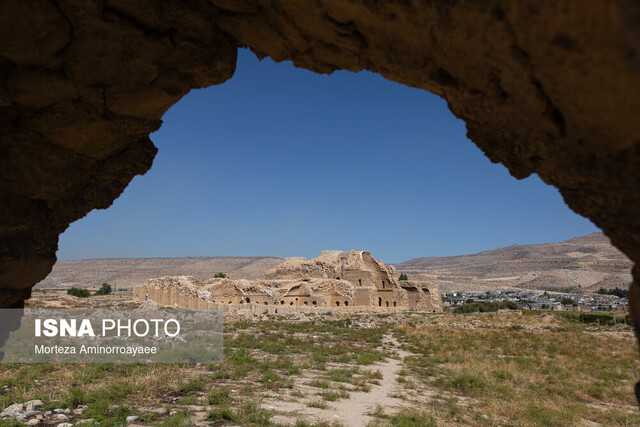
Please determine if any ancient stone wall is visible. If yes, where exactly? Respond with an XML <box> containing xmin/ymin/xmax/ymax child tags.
<box><xmin>402</xmin><ymin>281</ymin><xmax>442</xmax><ymax>312</ymax></box>
<box><xmin>133</xmin><ymin>251</ymin><xmax>443</xmax><ymax>312</ymax></box>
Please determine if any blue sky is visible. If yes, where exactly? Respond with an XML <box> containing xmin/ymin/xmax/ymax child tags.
<box><xmin>57</xmin><ymin>49</ymin><xmax>598</xmax><ymax>263</ymax></box>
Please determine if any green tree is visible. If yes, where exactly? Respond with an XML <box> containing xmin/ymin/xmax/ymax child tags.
<box><xmin>67</xmin><ymin>287</ymin><xmax>90</xmax><ymax>298</ymax></box>
<box><xmin>399</xmin><ymin>273</ymin><xmax>408</xmax><ymax>281</ymax></box>
<box><xmin>214</xmin><ymin>272</ymin><xmax>227</xmax><ymax>278</ymax></box>
<box><xmin>95</xmin><ymin>282</ymin><xmax>112</xmax><ymax>295</ymax></box>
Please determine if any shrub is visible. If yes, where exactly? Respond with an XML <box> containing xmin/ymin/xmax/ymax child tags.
<box><xmin>306</xmin><ymin>399</ymin><xmax>327</xmax><ymax>409</ymax></box>
<box><xmin>214</xmin><ymin>272</ymin><xmax>227</xmax><ymax>278</ymax></box>
<box><xmin>449</xmin><ymin>373</ymin><xmax>487</xmax><ymax>395</ymax></box>
<box><xmin>578</xmin><ymin>313</ymin><xmax>616</xmax><ymax>326</ymax></box>
<box><xmin>179</xmin><ymin>378</ymin><xmax>205</xmax><ymax>393</ymax></box>
<box><xmin>207</xmin><ymin>387</ymin><xmax>230</xmax><ymax>405</ymax></box>
<box><xmin>597</xmin><ymin>287</ymin><xmax>628</xmax><ymax>298</ymax></box>
<box><xmin>95</xmin><ymin>283</ymin><xmax>112</xmax><ymax>295</ymax></box>
<box><xmin>454</xmin><ymin>301</ymin><xmax>519</xmax><ymax>314</ymax></box>
<box><xmin>67</xmin><ymin>287</ymin><xmax>90</xmax><ymax>298</ymax></box>
<box><xmin>206</xmin><ymin>407</ymin><xmax>237</xmax><ymax>422</ymax></box>
<box><xmin>389</xmin><ymin>410</ymin><xmax>436</xmax><ymax>426</ymax></box>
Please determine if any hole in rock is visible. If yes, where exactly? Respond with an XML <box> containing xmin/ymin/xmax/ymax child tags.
<box><xmin>52</xmin><ymin>49</ymin><xmax>598</xmax><ymax>284</ymax></box>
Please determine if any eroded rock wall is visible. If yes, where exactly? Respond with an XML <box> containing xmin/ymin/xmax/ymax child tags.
<box><xmin>1</xmin><ymin>0</ymin><xmax>638</xmax><ymax>317</ymax></box>
<box><xmin>214</xmin><ymin>0</ymin><xmax>640</xmax><ymax>265</ymax></box>
<box><xmin>0</xmin><ymin>0</ymin><xmax>236</xmax><ymax>303</ymax></box>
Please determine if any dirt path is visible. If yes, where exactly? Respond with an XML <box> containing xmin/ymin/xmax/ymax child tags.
<box><xmin>265</xmin><ymin>334</ymin><xmax>417</xmax><ymax>427</ymax></box>
<box><xmin>327</xmin><ymin>334</ymin><xmax>413</xmax><ymax>426</ymax></box>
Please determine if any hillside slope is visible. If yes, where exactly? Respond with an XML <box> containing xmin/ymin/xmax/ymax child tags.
<box><xmin>395</xmin><ymin>233</ymin><xmax>632</xmax><ymax>292</ymax></box>
<box><xmin>36</xmin><ymin>257</ymin><xmax>283</xmax><ymax>289</ymax></box>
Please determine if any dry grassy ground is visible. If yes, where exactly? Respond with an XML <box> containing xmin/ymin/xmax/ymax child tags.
<box><xmin>1</xmin><ymin>310</ymin><xmax>638</xmax><ymax>426</ymax></box>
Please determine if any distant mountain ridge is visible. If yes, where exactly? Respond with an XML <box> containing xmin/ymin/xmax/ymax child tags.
<box><xmin>395</xmin><ymin>233</ymin><xmax>632</xmax><ymax>292</ymax></box>
<box><xmin>36</xmin><ymin>257</ymin><xmax>284</xmax><ymax>289</ymax></box>
<box><xmin>38</xmin><ymin>233</ymin><xmax>632</xmax><ymax>293</ymax></box>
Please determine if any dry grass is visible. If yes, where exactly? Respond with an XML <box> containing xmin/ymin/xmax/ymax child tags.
<box><xmin>394</xmin><ymin>311</ymin><xmax>640</xmax><ymax>425</ymax></box>
<box><xmin>0</xmin><ymin>312</ymin><xmax>638</xmax><ymax>426</ymax></box>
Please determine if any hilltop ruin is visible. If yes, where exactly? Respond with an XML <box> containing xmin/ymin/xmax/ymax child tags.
<box><xmin>133</xmin><ymin>251</ymin><xmax>441</xmax><ymax>312</ymax></box>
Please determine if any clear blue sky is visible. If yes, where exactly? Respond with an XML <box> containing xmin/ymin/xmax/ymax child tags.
<box><xmin>57</xmin><ymin>49</ymin><xmax>598</xmax><ymax>263</ymax></box>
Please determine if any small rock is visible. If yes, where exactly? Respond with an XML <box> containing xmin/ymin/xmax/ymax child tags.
<box><xmin>25</xmin><ymin>400</ymin><xmax>44</xmax><ymax>412</ymax></box>
<box><xmin>44</xmin><ymin>411</ymin><xmax>52</xmax><ymax>416</ymax></box>
<box><xmin>36</xmin><ymin>415</ymin><xmax>43</xmax><ymax>420</ymax></box>
<box><xmin>1</xmin><ymin>403</ymin><xmax>24</xmax><ymax>417</ymax></box>
<box><xmin>52</xmin><ymin>413</ymin><xmax>69</xmax><ymax>421</ymax></box>
<box><xmin>54</xmin><ymin>409</ymin><xmax>66</xmax><ymax>414</ymax></box>
<box><xmin>125</xmin><ymin>416</ymin><xmax>139</xmax><ymax>423</ymax></box>
<box><xmin>64</xmin><ymin>408</ymin><xmax>71</xmax><ymax>414</ymax></box>
<box><xmin>26</xmin><ymin>419</ymin><xmax>40</xmax><ymax>426</ymax></box>
<box><xmin>73</xmin><ymin>405</ymin><xmax>87</xmax><ymax>415</ymax></box>
<box><xmin>57</xmin><ymin>423</ymin><xmax>73</xmax><ymax>427</ymax></box>
<box><xmin>75</xmin><ymin>419</ymin><xmax>95</xmax><ymax>424</ymax></box>
<box><xmin>169</xmin><ymin>411</ymin><xmax>177</xmax><ymax>416</ymax></box>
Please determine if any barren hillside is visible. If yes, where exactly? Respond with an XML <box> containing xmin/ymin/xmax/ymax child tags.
<box><xmin>36</xmin><ymin>257</ymin><xmax>283</xmax><ymax>289</ymax></box>
<box><xmin>395</xmin><ymin>233</ymin><xmax>632</xmax><ymax>292</ymax></box>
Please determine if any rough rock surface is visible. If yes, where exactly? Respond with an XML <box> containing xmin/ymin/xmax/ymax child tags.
<box><xmin>0</xmin><ymin>1</ymin><xmax>639</xmax><ymax>320</ymax></box>
<box><xmin>266</xmin><ymin>250</ymin><xmax>398</xmax><ymax>283</ymax></box>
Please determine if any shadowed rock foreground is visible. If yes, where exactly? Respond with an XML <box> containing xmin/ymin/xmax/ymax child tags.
<box><xmin>1</xmin><ymin>0</ymin><xmax>640</xmax><ymax>306</ymax></box>
<box><xmin>1</xmin><ymin>0</ymin><xmax>640</xmax><ymax>384</ymax></box>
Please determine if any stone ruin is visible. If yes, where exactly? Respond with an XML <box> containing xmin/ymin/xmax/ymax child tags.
<box><xmin>133</xmin><ymin>250</ymin><xmax>442</xmax><ymax>312</ymax></box>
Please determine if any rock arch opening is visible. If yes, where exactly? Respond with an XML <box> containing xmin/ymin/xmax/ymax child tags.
<box><xmin>1</xmin><ymin>0</ymin><xmax>639</xmax><ymax>402</ymax></box>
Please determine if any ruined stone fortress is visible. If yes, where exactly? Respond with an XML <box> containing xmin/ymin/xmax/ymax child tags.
<box><xmin>133</xmin><ymin>251</ymin><xmax>442</xmax><ymax>312</ymax></box>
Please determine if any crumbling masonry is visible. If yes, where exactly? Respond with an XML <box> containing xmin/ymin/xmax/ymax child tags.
<box><xmin>133</xmin><ymin>251</ymin><xmax>442</xmax><ymax>312</ymax></box>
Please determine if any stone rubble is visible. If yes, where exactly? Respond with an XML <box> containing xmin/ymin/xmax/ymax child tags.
<box><xmin>0</xmin><ymin>402</ymin><xmax>96</xmax><ymax>426</ymax></box>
